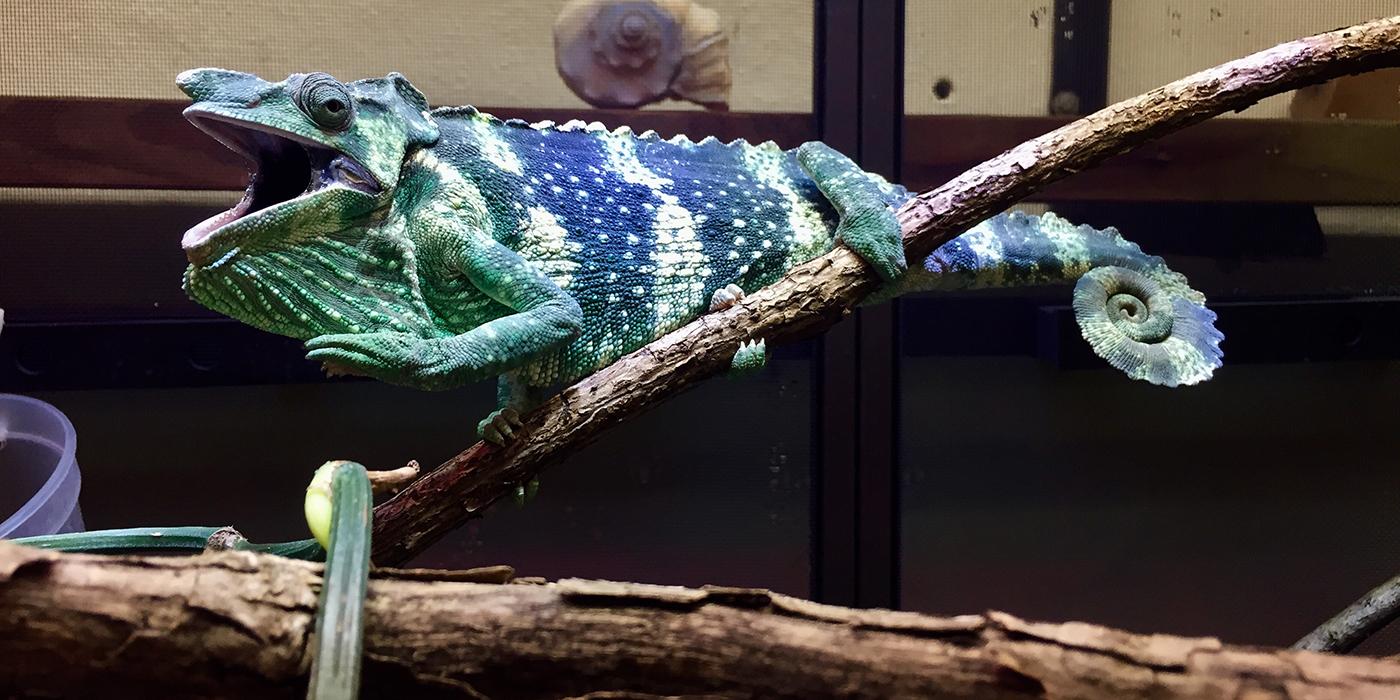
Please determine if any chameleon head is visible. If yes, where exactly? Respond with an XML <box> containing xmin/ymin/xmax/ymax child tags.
<box><xmin>177</xmin><ymin>69</ymin><xmax>442</xmax><ymax>339</ymax></box>
<box><xmin>177</xmin><ymin>69</ymin><xmax>439</xmax><ymax>264</ymax></box>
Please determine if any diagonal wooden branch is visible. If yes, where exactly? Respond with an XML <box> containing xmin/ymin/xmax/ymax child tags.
<box><xmin>372</xmin><ymin>15</ymin><xmax>1400</xmax><ymax>564</ymax></box>
<box><xmin>1295</xmin><ymin>571</ymin><xmax>1400</xmax><ymax>653</ymax></box>
<box><xmin>5</xmin><ymin>542</ymin><xmax>1400</xmax><ymax>699</ymax></box>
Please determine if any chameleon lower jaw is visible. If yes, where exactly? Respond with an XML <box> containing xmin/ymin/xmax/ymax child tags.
<box><xmin>181</xmin><ymin>114</ymin><xmax>379</xmax><ymax>258</ymax></box>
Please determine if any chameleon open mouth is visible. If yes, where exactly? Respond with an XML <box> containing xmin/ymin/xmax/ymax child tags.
<box><xmin>181</xmin><ymin>112</ymin><xmax>381</xmax><ymax>254</ymax></box>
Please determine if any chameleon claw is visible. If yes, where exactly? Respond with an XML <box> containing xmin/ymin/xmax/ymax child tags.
<box><xmin>512</xmin><ymin>477</ymin><xmax>542</xmax><ymax>507</ymax></box>
<box><xmin>478</xmin><ymin>407</ymin><xmax>524</xmax><ymax>446</ymax></box>
<box><xmin>729</xmin><ymin>338</ymin><xmax>767</xmax><ymax>377</ymax></box>
<box><xmin>708</xmin><ymin>283</ymin><xmax>746</xmax><ymax>312</ymax></box>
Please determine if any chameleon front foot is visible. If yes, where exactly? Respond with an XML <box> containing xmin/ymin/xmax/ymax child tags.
<box><xmin>730</xmin><ymin>338</ymin><xmax>767</xmax><ymax>377</ymax></box>
<box><xmin>477</xmin><ymin>407</ymin><xmax>524</xmax><ymax>445</ymax></box>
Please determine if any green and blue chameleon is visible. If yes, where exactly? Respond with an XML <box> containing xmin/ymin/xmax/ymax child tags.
<box><xmin>177</xmin><ymin>69</ymin><xmax>1224</xmax><ymax>443</ymax></box>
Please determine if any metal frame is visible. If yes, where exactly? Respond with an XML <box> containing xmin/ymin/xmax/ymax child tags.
<box><xmin>812</xmin><ymin>0</ymin><xmax>863</xmax><ymax>608</ymax></box>
<box><xmin>1049</xmin><ymin>0</ymin><xmax>1113</xmax><ymax>115</ymax></box>
<box><xmin>811</xmin><ymin>0</ymin><xmax>902</xmax><ymax>609</ymax></box>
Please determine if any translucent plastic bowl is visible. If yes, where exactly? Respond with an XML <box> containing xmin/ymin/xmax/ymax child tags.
<box><xmin>0</xmin><ymin>394</ymin><xmax>84</xmax><ymax>538</ymax></box>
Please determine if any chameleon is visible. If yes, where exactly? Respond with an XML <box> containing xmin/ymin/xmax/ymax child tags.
<box><xmin>176</xmin><ymin>69</ymin><xmax>1224</xmax><ymax>444</ymax></box>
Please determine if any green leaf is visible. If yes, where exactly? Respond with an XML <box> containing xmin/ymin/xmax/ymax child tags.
<box><xmin>13</xmin><ymin>526</ymin><xmax>221</xmax><ymax>552</ymax></box>
<box><xmin>10</xmin><ymin>527</ymin><xmax>327</xmax><ymax>561</ymax></box>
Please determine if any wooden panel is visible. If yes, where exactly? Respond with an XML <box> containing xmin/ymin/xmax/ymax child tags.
<box><xmin>6</xmin><ymin>97</ymin><xmax>1398</xmax><ymax>204</ymax></box>
<box><xmin>903</xmin><ymin>115</ymin><xmax>1400</xmax><ymax>205</ymax></box>
<box><xmin>0</xmin><ymin>97</ymin><xmax>818</xmax><ymax>190</ymax></box>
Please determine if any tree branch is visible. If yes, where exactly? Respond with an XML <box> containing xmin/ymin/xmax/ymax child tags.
<box><xmin>371</xmin><ymin>16</ymin><xmax>1400</xmax><ymax>564</ymax></box>
<box><xmin>4</xmin><ymin>542</ymin><xmax>1400</xmax><ymax>699</ymax></box>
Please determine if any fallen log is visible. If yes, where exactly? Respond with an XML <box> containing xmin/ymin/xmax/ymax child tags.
<box><xmin>2</xmin><ymin>542</ymin><xmax>1398</xmax><ymax>699</ymax></box>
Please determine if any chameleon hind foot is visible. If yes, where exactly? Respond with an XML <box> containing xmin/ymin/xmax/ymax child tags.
<box><xmin>477</xmin><ymin>407</ymin><xmax>524</xmax><ymax>446</ymax></box>
<box><xmin>709</xmin><ymin>283</ymin><xmax>746</xmax><ymax>312</ymax></box>
<box><xmin>729</xmin><ymin>338</ymin><xmax>767</xmax><ymax>377</ymax></box>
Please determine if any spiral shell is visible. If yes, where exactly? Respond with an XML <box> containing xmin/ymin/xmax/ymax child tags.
<box><xmin>554</xmin><ymin>0</ymin><xmax>731</xmax><ymax>109</ymax></box>
<box><xmin>1072</xmin><ymin>266</ymin><xmax>1223</xmax><ymax>387</ymax></box>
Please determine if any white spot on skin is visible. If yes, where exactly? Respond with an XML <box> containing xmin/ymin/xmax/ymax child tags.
<box><xmin>743</xmin><ymin>147</ymin><xmax>831</xmax><ymax>266</ymax></box>
<box><xmin>517</xmin><ymin>206</ymin><xmax>582</xmax><ymax>288</ymax></box>
<box><xmin>734</xmin><ymin>219</ymin><xmax>746</xmax><ymax>228</ymax></box>
<box><xmin>602</xmin><ymin>135</ymin><xmax>675</xmax><ymax>198</ymax></box>
<box><xmin>651</xmin><ymin>202</ymin><xmax>712</xmax><ymax>333</ymax></box>
<box><xmin>462</xmin><ymin>117</ymin><xmax>524</xmax><ymax>175</ymax></box>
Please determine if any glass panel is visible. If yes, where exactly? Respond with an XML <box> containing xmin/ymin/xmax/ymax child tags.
<box><xmin>900</xmin><ymin>0</ymin><xmax>1400</xmax><ymax>653</ymax></box>
<box><xmin>30</xmin><ymin>342</ymin><xmax>813</xmax><ymax>593</ymax></box>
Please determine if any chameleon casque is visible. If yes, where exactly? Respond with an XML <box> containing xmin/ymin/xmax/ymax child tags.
<box><xmin>177</xmin><ymin>69</ymin><xmax>1225</xmax><ymax>443</ymax></box>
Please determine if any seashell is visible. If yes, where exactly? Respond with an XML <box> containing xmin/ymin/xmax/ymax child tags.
<box><xmin>554</xmin><ymin>0</ymin><xmax>731</xmax><ymax>110</ymax></box>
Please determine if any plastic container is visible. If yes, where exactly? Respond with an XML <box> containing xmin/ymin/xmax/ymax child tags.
<box><xmin>0</xmin><ymin>394</ymin><xmax>84</xmax><ymax>538</ymax></box>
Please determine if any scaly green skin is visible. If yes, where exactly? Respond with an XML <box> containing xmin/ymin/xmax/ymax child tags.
<box><xmin>177</xmin><ymin>69</ymin><xmax>1224</xmax><ymax>442</ymax></box>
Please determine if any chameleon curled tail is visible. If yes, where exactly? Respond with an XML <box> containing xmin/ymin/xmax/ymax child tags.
<box><xmin>1072</xmin><ymin>264</ymin><xmax>1222</xmax><ymax>386</ymax></box>
<box><xmin>884</xmin><ymin>210</ymin><xmax>1224</xmax><ymax>387</ymax></box>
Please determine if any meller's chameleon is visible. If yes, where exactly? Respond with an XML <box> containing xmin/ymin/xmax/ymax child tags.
<box><xmin>176</xmin><ymin>69</ymin><xmax>1224</xmax><ymax>443</ymax></box>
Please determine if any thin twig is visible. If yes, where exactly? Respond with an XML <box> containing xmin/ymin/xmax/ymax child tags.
<box><xmin>371</xmin><ymin>15</ymin><xmax>1400</xmax><ymax>565</ymax></box>
<box><xmin>1294</xmin><ymin>572</ymin><xmax>1400</xmax><ymax>653</ymax></box>
<box><xmin>366</xmin><ymin>461</ymin><xmax>421</xmax><ymax>496</ymax></box>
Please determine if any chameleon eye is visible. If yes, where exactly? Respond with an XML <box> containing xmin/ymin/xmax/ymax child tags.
<box><xmin>295</xmin><ymin>73</ymin><xmax>354</xmax><ymax>131</ymax></box>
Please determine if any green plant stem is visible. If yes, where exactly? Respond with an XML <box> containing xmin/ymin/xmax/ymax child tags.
<box><xmin>308</xmin><ymin>461</ymin><xmax>372</xmax><ymax>700</ymax></box>
<box><xmin>12</xmin><ymin>526</ymin><xmax>324</xmax><ymax>560</ymax></box>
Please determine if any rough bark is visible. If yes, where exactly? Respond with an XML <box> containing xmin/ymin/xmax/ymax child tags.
<box><xmin>371</xmin><ymin>16</ymin><xmax>1400</xmax><ymax>565</ymax></box>
<box><xmin>3</xmin><ymin>542</ymin><xmax>1400</xmax><ymax>699</ymax></box>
